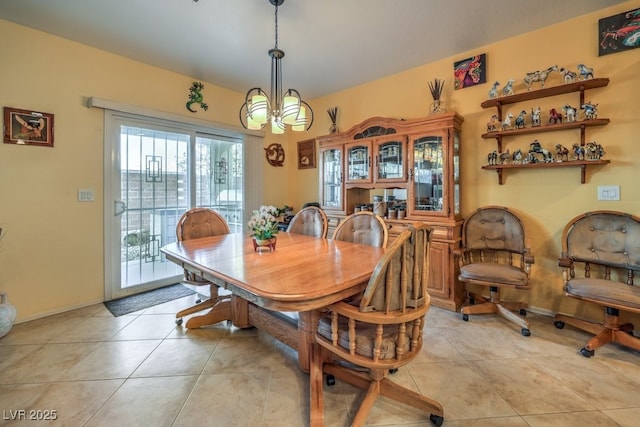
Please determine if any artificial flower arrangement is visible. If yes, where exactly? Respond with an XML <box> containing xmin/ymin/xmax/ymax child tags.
<box><xmin>247</xmin><ymin>205</ymin><xmax>281</xmax><ymax>241</ymax></box>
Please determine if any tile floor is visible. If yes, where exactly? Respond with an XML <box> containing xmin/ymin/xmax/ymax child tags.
<box><xmin>1</xmin><ymin>295</ymin><xmax>640</xmax><ymax>427</ymax></box>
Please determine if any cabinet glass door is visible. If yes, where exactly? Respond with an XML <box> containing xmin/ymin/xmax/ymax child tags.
<box><xmin>346</xmin><ymin>143</ymin><xmax>371</xmax><ymax>183</ymax></box>
<box><xmin>412</xmin><ymin>136</ymin><xmax>444</xmax><ymax>212</ymax></box>
<box><xmin>453</xmin><ymin>129</ymin><xmax>460</xmax><ymax>215</ymax></box>
<box><xmin>321</xmin><ymin>147</ymin><xmax>343</xmax><ymax>210</ymax></box>
<box><xmin>376</xmin><ymin>139</ymin><xmax>404</xmax><ymax>182</ymax></box>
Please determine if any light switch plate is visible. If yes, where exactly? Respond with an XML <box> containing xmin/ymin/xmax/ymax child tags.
<box><xmin>597</xmin><ymin>185</ymin><xmax>620</xmax><ymax>201</ymax></box>
<box><xmin>78</xmin><ymin>188</ymin><xmax>95</xmax><ymax>202</ymax></box>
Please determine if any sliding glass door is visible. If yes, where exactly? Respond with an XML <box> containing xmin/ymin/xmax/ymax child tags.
<box><xmin>105</xmin><ymin>114</ymin><xmax>244</xmax><ymax>299</ymax></box>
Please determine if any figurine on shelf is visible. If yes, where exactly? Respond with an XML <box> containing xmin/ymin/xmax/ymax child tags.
<box><xmin>523</xmin><ymin>65</ymin><xmax>559</xmax><ymax>90</ymax></box>
<box><xmin>487</xmin><ymin>114</ymin><xmax>499</xmax><ymax>132</ymax></box>
<box><xmin>572</xmin><ymin>143</ymin><xmax>586</xmax><ymax>160</ymax></box>
<box><xmin>499</xmin><ymin>149</ymin><xmax>511</xmax><ymax>165</ymax></box>
<box><xmin>560</xmin><ymin>67</ymin><xmax>577</xmax><ymax>84</ymax></box>
<box><xmin>549</xmin><ymin>108</ymin><xmax>562</xmax><ymax>124</ymax></box>
<box><xmin>529</xmin><ymin>140</ymin><xmax>554</xmax><ymax>163</ymax></box>
<box><xmin>501</xmin><ymin>112</ymin><xmax>514</xmax><ymax>130</ymax></box>
<box><xmin>512</xmin><ymin>148</ymin><xmax>524</xmax><ymax>164</ymax></box>
<box><xmin>502</xmin><ymin>79</ymin><xmax>515</xmax><ymax>96</ymax></box>
<box><xmin>562</xmin><ymin>104</ymin><xmax>577</xmax><ymax>122</ymax></box>
<box><xmin>577</xmin><ymin>64</ymin><xmax>594</xmax><ymax>80</ymax></box>
<box><xmin>555</xmin><ymin>144</ymin><xmax>570</xmax><ymax>162</ymax></box>
<box><xmin>586</xmin><ymin>141</ymin><xmax>605</xmax><ymax>160</ymax></box>
<box><xmin>531</xmin><ymin>107</ymin><xmax>542</xmax><ymax>127</ymax></box>
<box><xmin>515</xmin><ymin>110</ymin><xmax>527</xmax><ymax>129</ymax></box>
<box><xmin>581</xmin><ymin>102</ymin><xmax>598</xmax><ymax>120</ymax></box>
<box><xmin>488</xmin><ymin>81</ymin><xmax>500</xmax><ymax>99</ymax></box>
<box><xmin>487</xmin><ymin>150</ymin><xmax>498</xmax><ymax>165</ymax></box>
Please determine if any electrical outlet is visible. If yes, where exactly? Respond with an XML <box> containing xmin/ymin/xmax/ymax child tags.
<box><xmin>78</xmin><ymin>188</ymin><xmax>95</xmax><ymax>202</ymax></box>
<box><xmin>597</xmin><ymin>185</ymin><xmax>620</xmax><ymax>201</ymax></box>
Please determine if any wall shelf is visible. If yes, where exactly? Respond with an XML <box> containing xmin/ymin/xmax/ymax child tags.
<box><xmin>482</xmin><ymin>159</ymin><xmax>610</xmax><ymax>185</ymax></box>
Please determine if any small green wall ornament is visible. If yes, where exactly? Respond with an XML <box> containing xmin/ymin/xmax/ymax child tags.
<box><xmin>186</xmin><ymin>81</ymin><xmax>208</xmax><ymax>112</ymax></box>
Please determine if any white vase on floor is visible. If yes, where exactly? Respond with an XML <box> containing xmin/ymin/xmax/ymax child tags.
<box><xmin>0</xmin><ymin>292</ymin><xmax>17</xmax><ymax>339</ymax></box>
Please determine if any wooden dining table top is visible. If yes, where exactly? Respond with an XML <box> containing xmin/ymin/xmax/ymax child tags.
<box><xmin>160</xmin><ymin>232</ymin><xmax>385</xmax><ymax>312</ymax></box>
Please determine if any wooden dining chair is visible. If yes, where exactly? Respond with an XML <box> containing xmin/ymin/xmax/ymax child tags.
<box><xmin>286</xmin><ymin>205</ymin><xmax>328</xmax><ymax>238</ymax></box>
<box><xmin>456</xmin><ymin>206</ymin><xmax>535</xmax><ymax>336</ymax></box>
<box><xmin>316</xmin><ymin>224</ymin><xmax>444</xmax><ymax>427</ymax></box>
<box><xmin>175</xmin><ymin>207</ymin><xmax>231</xmax><ymax>327</ymax></box>
<box><xmin>554</xmin><ymin>210</ymin><xmax>640</xmax><ymax>357</ymax></box>
<box><xmin>332</xmin><ymin>211</ymin><xmax>388</xmax><ymax>248</ymax></box>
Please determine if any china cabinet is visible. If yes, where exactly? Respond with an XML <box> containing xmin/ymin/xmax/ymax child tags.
<box><xmin>481</xmin><ymin>78</ymin><xmax>610</xmax><ymax>184</ymax></box>
<box><xmin>316</xmin><ymin>113</ymin><xmax>465</xmax><ymax>311</ymax></box>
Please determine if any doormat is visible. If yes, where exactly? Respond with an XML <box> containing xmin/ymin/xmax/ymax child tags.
<box><xmin>104</xmin><ymin>284</ymin><xmax>195</xmax><ymax>317</ymax></box>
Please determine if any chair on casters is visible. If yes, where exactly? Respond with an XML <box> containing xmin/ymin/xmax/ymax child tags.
<box><xmin>286</xmin><ymin>205</ymin><xmax>328</xmax><ymax>238</ymax></box>
<box><xmin>175</xmin><ymin>207</ymin><xmax>231</xmax><ymax>328</ymax></box>
<box><xmin>554</xmin><ymin>210</ymin><xmax>640</xmax><ymax>357</ymax></box>
<box><xmin>456</xmin><ymin>206</ymin><xmax>534</xmax><ymax>336</ymax></box>
<box><xmin>316</xmin><ymin>224</ymin><xmax>444</xmax><ymax>427</ymax></box>
<box><xmin>332</xmin><ymin>211</ymin><xmax>388</xmax><ymax>248</ymax></box>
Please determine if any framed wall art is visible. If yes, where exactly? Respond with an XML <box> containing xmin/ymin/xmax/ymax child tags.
<box><xmin>3</xmin><ymin>107</ymin><xmax>54</xmax><ymax>147</ymax></box>
<box><xmin>453</xmin><ymin>53</ymin><xmax>487</xmax><ymax>90</ymax></box>
<box><xmin>297</xmin><ymin>138</ymin><xmax>316</xmax><ymax>169</ymax></box>
<box><xmin>599</xmin><ymin>8</ymin><xmax>640</xmax><ymax>56</ymax></box>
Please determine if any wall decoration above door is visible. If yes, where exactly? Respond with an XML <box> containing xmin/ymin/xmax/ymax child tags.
<box><xmin>3</xmin><ymin>107</ymin><xmax>54</xmax><ymax>147</ymax></box>
<box><xmin>453</xmin><ymin>53</ymin><xmax>487</xmax><ymax>90</ymax></box>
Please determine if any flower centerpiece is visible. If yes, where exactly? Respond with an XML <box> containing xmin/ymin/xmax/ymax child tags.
<box><xmin>248</xmin><ymin>205</ymin><xmax>280</xmax><ymax>251</ymax></box>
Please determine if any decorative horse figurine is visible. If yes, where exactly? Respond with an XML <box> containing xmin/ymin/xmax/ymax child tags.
<box><xmin>502</xmin><ymin>79</ymin><xmax>515</xmax><ymax>96</ymax></box>
<box><xmin>488</xmin><ymin>81</ymin><xmax>500</xmax><ymax>99</ymax></box>
<box><xmin>586</xmin><ymin>141</ymin><xmax>605</xmax><ymax>160</ymax></box>
<box><xmin>531</xmin><ymin>107</ymin><xmax>541</xmax><ymax>127</ymax></box>
<box><xmin>515</xmin><ymin>110</ymin><xmax>527</xmax><ymax>129</ymax></box>
<box><xmin>572</xmin><ymin>143</ymin><xmax>586</xmax><ymax>160</ymax></box>
<box><xmin>549</xmin><ymin>108</ymin><xmax>562</xmax><ymax>124</ymax></box>
<box><xmin>577</xmin><ymin>64</ymin><xmax>594</xmax><ymax>80</ymax></box>
<box><xmin>486</xmin><ymin>114</ymin><xmax>499</xmax><ymax>132</ymax></box>
<box><xmin>581</xmin><ymin>102</ymin><xmax>598</xmax><ymax>120</ymax></box>
<box><xmin>555</xmin><ymin>144</ymin><xmax>570</xmax><ymax>162</ymax></box>
<box><xmin>487</xmin><ymin>150</ymin><xmax>498</xmax><ymax>165</ymax></box>
<box><xmin>560</xmin><ymin>68</ymin><xmax>577</xmax><ymax>84</ymax></box>
<box><xmin>512</xmin><ymin>148</ymin><xmax>524</xmax><ymax>164</ymax></box>
<box><xmin>562</xmin><ymin>104</ymin><xmax>577</xmax><ymax>122</ymax></box>
<box><xmin>524</xmin><ymin>65</ymin><xmax>559</xmax><ymax>90</ymax></box>
<box><xmin>499</xmin><ymin>149</ymin><xmax>511</xmax><ymax>165</ymax></box>
<box><xmin>501</xmin><ymin>112</ymin><xmax>514</xmax><ymax>130</ymax></box>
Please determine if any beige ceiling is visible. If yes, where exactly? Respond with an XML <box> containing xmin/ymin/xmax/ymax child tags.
<box><xmin>0</xmin><ymin>0</ymin><xmax>626</xmax><ymax>99</ymax></box>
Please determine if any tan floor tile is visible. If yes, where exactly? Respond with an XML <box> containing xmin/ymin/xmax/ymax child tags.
<box><xmin>531</xmin><ymin>355</ymin><xmax>640</xmax><ymax>409</ymax></box>
<box><xmin>438</xmin><ymin>321</ymin><xmax>525</xmax><ymax>360</ymax></box>
<box><xmin>173</xmin><ymin>372</ymin><xmax>269</xmax><ymax>427</ymax></box>
<box><xmin>0</xmin><ymin>342</ymin><xmax>101</xmax><ymax>384</ymax></box>
<box><xmin>601</xmin><ymin>407</ymin><xmax>640</xmax><ymax>427</ymax></box>
<box><xmin>523</xmin><ymin>410</ymin><xmax>620</xmax><ymax>426</ymax></box>
<box><xmin>471</xmin><ymin>357</ymin><xmax>594</xmax><ymax>415</ymax></box>
<box><xmin>415</xmin><ymin>328</ymin><xmax>465</xmax><ymax>363</ymax></box>
<box><xmin>61</xmin><ymin>340</ymin><xmax>161</xmax><ymax>380</ymax></box>
<box><xmin>132</xmin><ymin>337</ymin><xmax>217</xmax><ymax>377</ymax></box>
<box><xmin>85</xmin><ymin>376</ymin><xmax>197</xmax><ymax>427</ymax></box>
<box><xmin>109</xmin><ymin>314</ymin><xmax>178</xmax><ymax>340</ymax></box>
<box><xmin>202</xmin><ymin>334</ymin><xmax>284</xmax><ymax>374</ymax></box>
<box><xmin>409</xmin><ymin>361</ymin><xmax>517</xmax><ymax>420</ymax></box>
<box><xmin>3</xmin><ymin>380</ymin><xmax>122</xmax><ymax>427</ymax></box>
<box><xmin>436</xmin><ymin>416</ymin><xmax>529</xmax><ymax>426</ymax></box>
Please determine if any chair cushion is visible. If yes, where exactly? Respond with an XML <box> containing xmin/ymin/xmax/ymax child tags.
<box><xmin>317</xmin><ymin>315</ymin><xmax>410</xmax><ymax>360</ymax></box>
<box><xmin>566</xmin><ymin>278</ymin><xmax>640</xmax><ymax>311</ymax></box>
<box><xmin>333</xmin><ymin>214</ymin><xmax>386</xmax><ymax>247</ymax></box>
<box><xmin>459</xmin><ymin>263</ymin><xmax>528</xmax><ymax>287</ymax></box>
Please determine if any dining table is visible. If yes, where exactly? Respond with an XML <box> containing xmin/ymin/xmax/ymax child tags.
<box><xmin>160</xmin><ymin>231</ymin><xmax>385</xmax><ymax>426</ymax></box>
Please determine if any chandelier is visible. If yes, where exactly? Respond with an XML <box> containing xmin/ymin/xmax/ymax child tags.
<box><xmin>239</xmin><ymin>0</ymin><xmax>314</xmax><ymax>134</ymax></box>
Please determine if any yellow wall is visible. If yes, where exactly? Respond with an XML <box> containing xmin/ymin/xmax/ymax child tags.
<box><xmin>1</xmin><ymin>1</ymin><xmax>638</xmax><ymax>323</ymax></box>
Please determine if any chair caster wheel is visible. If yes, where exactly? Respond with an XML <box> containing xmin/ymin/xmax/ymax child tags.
<box><xmin>521</xmin><ymin>328</ymin><xmax>531</xmax><ymax>337</ymax></box>
<box><xmin>469</xmin><ymin>297</ymin><xmax>475</xmax><ymax>305</ymax></box>
<box><xmin>175</xmin><ymin>318</ymin><xmax>183</xmax><ymax>326</ymax></box>
<box><xmin>519</xmin><ymin>308</ymin><xmax>527</xmax><ymax>316</ymax></box>
<box><xmin>195</xmin><ymin>298</ymin><xmax>202</xmax><ymax>304</ymax></box>
<box><xmin>554</xmin><ymin>320</ymin><xmax>565</xmax><ymax>329</ymax></box>
<box><xmin>430</xmin><ymin>414</ymin><xmax>444</xmax><ymax>426</ymax></box>
<box><xmin>462</xmin><ymin>314</ymin><xmax>469</xmax><ymax>321</ymax></box>
<box><xmin>388</xmin><ymin>368</ymin><xmax>398</xmax><ymax>374</ymax></box>
<box><xmin>326</xmin><ymin>375</ymin><xmax>336</xmax><ymax>386</ymax></box>
<box><xmin>580</xmin><ymin>347</ymin><xmax>594</xmax><ymax>358</ymax></box>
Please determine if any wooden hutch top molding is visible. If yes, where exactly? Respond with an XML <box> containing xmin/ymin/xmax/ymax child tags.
<box><xmin>316</xmin><ymin>113</ymin><xmax>464</xmax><ymax>144</ymax></box>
